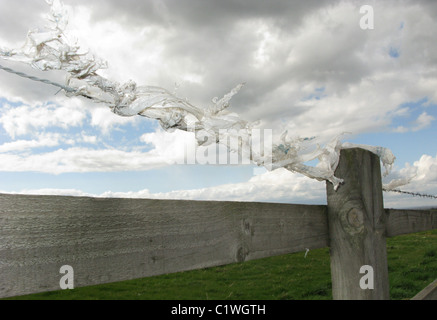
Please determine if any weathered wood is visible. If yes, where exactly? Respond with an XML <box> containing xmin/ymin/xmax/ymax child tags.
<box><xmin>326</xmin><ymin>148</ymin><xmax>390</xmax><ymax>300</ymax></box>
<box><xmin>385</xmin><ymin>209</ymin><xmax>437</xmax><ymax>237</ymax></box>
<box><xmin>1</xmin><ymin>148</ymin><xmax>436</xmax><ymax>300</ymax></box>
<box><xmin>411</xmin><ymin>279</ymin><xmax>437</xmax><ymax>300</ymax></box>
<box><xmin>0</xmin><ymin>194</ymin><xmax>328</xmax><ymax>298</ymax></box>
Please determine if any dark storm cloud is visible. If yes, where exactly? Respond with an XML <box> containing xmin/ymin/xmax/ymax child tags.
<box><xmin>56</xmin><ymin>0</ymin><xmax>339</xmax><ymax>110</ymax></box>
<box><xmin>82</xmin><ymin>0</ymin><xmax>332</xmax><ymax>28</ymax></box>
<box><xmin>1</xmin><ymin>0</ymin><xmax>437</xmax><ymax>138</ymax></box>
<box><xmin>0</xmin><ymin>1</ymin><xmax>47</xmax><ymax>43</ymax></box>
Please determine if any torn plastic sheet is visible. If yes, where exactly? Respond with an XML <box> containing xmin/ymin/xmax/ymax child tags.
<box><xmin>0</xmin><ymin>0</ymin><xmax>402</xmax><ymax>191</ymax></box>
<box><xmin>383</xmin><ymin>176</ymin><xmax>416</xmax><ymax>191</ymax></box>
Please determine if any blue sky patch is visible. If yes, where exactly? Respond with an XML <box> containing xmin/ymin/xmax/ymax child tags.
<box><xmin>389</xmin><ymin>47</ymin><xmax>400</xmax><ymax>58</ymax></box>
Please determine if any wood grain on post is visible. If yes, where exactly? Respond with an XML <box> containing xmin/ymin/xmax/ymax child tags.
<box><xmin>326</xmin><ymin>148</ymin><xmax>390</xmax><ymax>300</ymax></box>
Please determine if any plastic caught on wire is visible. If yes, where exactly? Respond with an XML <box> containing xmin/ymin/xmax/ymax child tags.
<box><xmin>0</xmin><ymin>0</ymin><xmax>401</xmax><ymax>191</ymax></box>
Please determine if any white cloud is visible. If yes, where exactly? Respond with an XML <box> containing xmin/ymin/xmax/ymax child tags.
<box><xmin>412</xmin><ymin>112</ymin><xmax>434</xmax><ymax>131</ymax></box>
<box><xmin>0</xmin><ymin>99</ymin><xmax>87</xmax><ymax>138</ymax></box>
<box><xmin>80</xmin><ymin>133</ymin><xmax>98</xmax><ymax>144</ymax></box>
<box><xmin>89</xmin><ymin>106</ymin><xmax>139</xmax><ymax>133</ymax></box>
<box><xmin>140</xmin><ymin>128</ymin><xmax>196</xmax><ymax>165</ymax></box>
<box><xmin>0</xmin><ymin>147</ymin><xmax>167</xmax><ymax>174</ymax></box>
<box><xmin>393</xmin><ymin>111</ymin><xmax>435</xmax><ymax>133</ymax></box>
<box><xmin>5</xmin><ymin>153</ymin><xmax>437</xmax><ymax>209</ymax></box>
<box><xmin>384</xmin><ymin>153</ymin><xmax>437</xmax><ymax>208</ymax></box>
<box><xmin>5</xmin><ymin>188</ymin><xmax>94</xmax><ymax>198</ymax></box>
<box><xmin>9</xmin><ymin>168</ymin><xmax>326</xmax><ymax>204</ymax></box>
<box><xmin>0</xmin><ymin>132</ymin><xmax>61</xmax><ymax>152</ymax></box>
<box><xmin>2</xmin><ymin>0</ymin><xmax>437</xmax><ymax>140</ymax></box>
<box><xmin>402</xmin><ymin>154</ymin><xmax>437</xmax><ymax>185</ymax></box>
<box><xmin>1</xmin><ymin>0</ymin><xmax>437</xmax><ymax>207</ymax></box>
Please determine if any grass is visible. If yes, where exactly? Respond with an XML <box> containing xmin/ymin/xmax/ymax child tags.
<box><xmin>3</xmin><ymin>229</ymin><xmax>436</xmax><ymax>300</ymax></box>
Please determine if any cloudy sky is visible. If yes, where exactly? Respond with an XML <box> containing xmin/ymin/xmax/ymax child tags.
<box><xmin>0</xmin><ymin>0</ymin><xmax>436</xmax><ymax>208</ymax></box>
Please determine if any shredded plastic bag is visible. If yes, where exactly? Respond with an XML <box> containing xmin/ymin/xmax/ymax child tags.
<box><xmin>0</xmin><ymin>0</ymin><xmax>402</xmax><ymax>191</ymax></box>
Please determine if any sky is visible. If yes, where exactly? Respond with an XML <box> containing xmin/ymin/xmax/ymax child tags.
<box><xmin>0</xmin><ymin>0</ymin><xmax>437</xmax><ymax>208</ymax></box>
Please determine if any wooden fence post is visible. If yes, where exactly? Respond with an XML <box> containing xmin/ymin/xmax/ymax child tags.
<box><xmin>326</xmin><ymin>148</ymin><xmax>390</xmax><ymax>300</ymax></box>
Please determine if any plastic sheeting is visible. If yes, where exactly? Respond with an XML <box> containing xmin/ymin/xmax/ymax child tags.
<box><xmin>0</xmin><ymin>0</ymin><xmax>401</xmax><ymax>190</ymax></box>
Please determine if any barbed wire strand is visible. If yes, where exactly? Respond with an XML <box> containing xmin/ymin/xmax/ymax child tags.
<box><xmin>0</xmin><ymin>63</ymin><xmax>76</xmax><ymax>93</ymax></box>
<box><xmin>383</xmin><ymin>188</ymin><xmax>437</xmax><ymax>199</ymax></box>
<box><xmin>0</xmin><ymin>63</ymin><xmax>106</xmax><ymax>103</ymax></box>
<box><xmin>2</xmin><ymin>63</ymin><xmax>437</xmax><ymax>202</ymax></box>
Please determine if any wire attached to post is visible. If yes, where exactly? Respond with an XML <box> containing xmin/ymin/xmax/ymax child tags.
<box><xmin>383</xmin><ymin>188</ymin><xmax>437</xmax><ymax>199</ymax></box>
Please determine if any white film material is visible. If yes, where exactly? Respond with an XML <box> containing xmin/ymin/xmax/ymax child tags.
<box><xmin>0</xmin><ymin>0</ymin><xmax>401</xmax><ymax>191</ymax></box>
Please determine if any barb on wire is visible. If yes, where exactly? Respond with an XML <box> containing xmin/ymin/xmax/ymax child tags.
<box><xmin>383</xmin><ymin>188</ymin><xmax>437</xmax><ymax>199</ymax></box>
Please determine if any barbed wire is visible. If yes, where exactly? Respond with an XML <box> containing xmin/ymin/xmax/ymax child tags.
<box><xmin>0</xmin><ymin>63</ymin><xmax>108</xmax><ymax>103</ymax></box>
<box><xmin>0</xmin><ymin>63</ymin><xmax>76</xmax><ymax>93</ymax></box>
<box><xmin>383</xmin><ymin>188</ymin><xmax>437</xmax><ymax>199</ymax></box>
<box><xmin>1</xmin><ymin>63</ymin><xmax>437</xmax><ymax>202</ymax></box>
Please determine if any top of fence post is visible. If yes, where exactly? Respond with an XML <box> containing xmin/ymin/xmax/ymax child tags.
<box><xmin>326</xmin><ymin>148</ymin><xmax>390</xmax><ymax>300</ymax></box>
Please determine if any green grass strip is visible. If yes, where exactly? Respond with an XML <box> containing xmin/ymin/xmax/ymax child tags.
<box><xmin>4</xmin><ymin>229</ymin><xmax>436</xmax><ymax>300</ymax></box>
